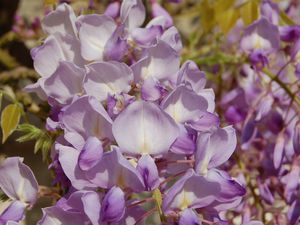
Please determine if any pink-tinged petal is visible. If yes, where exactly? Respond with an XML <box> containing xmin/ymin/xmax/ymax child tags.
<box><xmin>131</xmin><ymin>26</ymin><xmax>163</xmax><ymax>47</ymax></box>
<box><xmin>131</xmin><ymin>41</ymin><xmax>180</xmax><ymax>82</ymax></box>
<box><xmin>6</xmin><ymin>221</ymin><xmax>20</xmax><ymax>225</ymax></box>
<box><xmin>37</xmin><ymin>206</ymin><xmax>87</xmax><ymax>225</ymax></box>
<box><xmin>31</xmin><ymin>35</ymin><xmax>64</xmax><ymax>77</ymax></box>
<box><xmin>0</xmin><ymin>157</ymin><xmax>38</xmax><ymax>205</ymax></box>
<box><xmin>288</xmin><ymin>200</ymin><xmax>300</xmax><ymax>224</ymax></box>
<box><xmin>63</xmin><ymin>132</ymin><xmax>85</xmax><ymax>150</ymax></box>
<box><xmin>273</xmin><ymin>132</ymin><xmax>285</xmax><ymax>169</ymax></box>
<box><xmin>141</xmin><ymin>77</ymin><xmax>162</xmax><ymax>101</ymax></box>
<box><xmin>24</xmin><ymin>81</ymin><xmax>47</xmax><ymax>100</ymax></box>
<box><xmin>61</xmin><ymin>96</ymin><xmax>113</xmax><ymax>140</ymax></box>
<box><xmin>261</xmin><ymin>0</ymin><xmax>279</xmax><ymax>25</ymax></box>
<box><xmin>137</xmin><ymin>154</ymin><xmax>160</xmax><ymax>191</ymax></box>
<box><xmin>86</xmin><ymin>149</ymin><xmax>144</xmax><ymax>191</ymax></box>
<box><xmin>195</xmin><ymin>126</ymin><xmax>237</xmax><ymax>174</ymax></box>
<box><xmin>197</xmin><ymin>88</ymin><xmax>215</xmax><ymax>113</ymax></box>
<box><xmin>0</xmin><ymin>201</ymin><xmax>26</xmax><ymax>223</ymax></box>
<box><xmin>77</xmin><ymin>15</ymin><xmax>116</xmax><ymax>61</ymax></box>
<box><xmin>120</xmin><ymin>0</ymin><xmax>145</xmax><ymax>31</ymax></box>
<box><xmin>241</xmin><ymin>119</ymin><xmax>257</xmax><ymax>145</ymax></box>
<box><xmin>42</xmin><ymin>61</ymin><xmax>84</xmax><ymax>104</ymax></box>
<box><xmin>177</xmin><ymin>60</ymin><xmax>206</xmax><ymax>93</ymax></box>
<box><xmin>84</xmin><ymin>62</ymin><xmax>133</xmax><ymax>101</ymax></box>
<box><xmin>257</xmin><ymin>181</ymin><xmax>274</xmax><ymax>204</ymax></box>
<box><xmin>241</xmin><ymin>18</ymin><xmax>279</xmax><ymax>54</ymax></box>
<box><xmin>170</xmin><ymin>125</ymin><xmax>196</xmax><ymax>155</ymax></box>
<box><xmin>161</xmin><ymin>85</ymin><xmax>208</xmax><ymax>123</ymax></box>
<box><xmin>78</xmin><ymin>137</ymin><xmax>103</xmax><ymax>171</ymax></box>
<box><xmin>112</xmin><ymin>101</ymin><xmax>179</xmax><ymax>155</ymax></box>
<box><xmin>104</xmin><ymin>25</ymin><xmax>128</xmax><ymax>61</ymax></box>
<box><xmin>81</xmin><ymin>192</ymin><xmax>101</xmax><ymax>225</ymax></box>
<box><xmin>101</xmin><ymin>186</ymin><xmax>125</xmax><ymax>222</ymax></box>
<box><xmin>42</xmin><ymin>3</ymin><xmax>77</xmax><ymax>37</ymax></box>
<box><xmin>293</xmin><ymin>121</ymin><xmax>300</xmax><ymax>155</ymax></box>
<box><xmin>104</xmin><ymin>2</ymin><xmax>120</xmax><ymax>19</ymax></box>
<box><xmin>31</xmin><ymin>34</ymin><xmax>84</xmax><ymax>77</ymax></box>
<box><xmin>206</xmin><ymin>169</ymin><xmax>246</xmax><ymax>202</ymax></box>
<box><xmin>151</xmin><ymin>3</ymin><xmax>173</xmax><ymax>28</ymax></box>
<box><xmin>243</xmin><ymin>221</ymin><xmax>264</xmax><ymax>225</ymax></box>
<box><xmin>255</xmin><ymin>94</ymin><xmax>273</xmax><ymax>121</ymax></box>
<box><xmin>57</xmin><ymin>144</ymin><xmax>97</xmax><ymax>190</ymax></box>
<box><xmin>160</xmin><ymin>26</ymin><xmax>182</xmax><ymax>52</ymax></box>
<box><xmin>280</xmin><ymin>26</ymin><xmax>300</xmax><ymax>42</ymax></box>
<box><xmin>163</xmin><ymin>169</ymin><xmax>219</xmax><ymax>213</ymax></box>
<box><xmin>186</xmin><ymin>111</ymin><xmax>219</xmax><ymax>132</ymax></box>
<box><xmin>179</xmin><ymin>209</ymin><xmax>201</xmax><ymax>225</ymax></box>
<box><xmin>146</xmin><ymin>16</ymin><xmax>168</xmax><ymax>28</ymax></box>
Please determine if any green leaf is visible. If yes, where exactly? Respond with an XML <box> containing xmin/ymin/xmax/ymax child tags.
<box><xmin>1</xmin><ymin>104</ymin><xmax>22</xmax><ymax>143</ymax></box>
<box><xmin>214</xmin><ymin>0</ymin><xmax>235</xmax><ymax>15</ymax></box>
<box><xmin>199</xmin><ymin>0</ymin><xmax>215</xmax><ymax>32</ymax></box>
<box><xmin>152</xmin><ymin>189</ymin><xmax>165</xmax><ymax>221</ymax></box>
<box><xmin>16</xmin><ymin>123</ymin><xmax>53</xmax><ymax>161</ymax></box>
<box><xmin>16</xmin><ymin>124</ymin><xmax>43</xmax><ymax>142</ymax></box>
<box><xmin>240</xmin><ymin>1</ymin><xmax>260</xmax><ymax>26</ymax></box>
<box><xmin>279</xmin><ymin>11</ymin><xmax>296</xmax><ymax>26</ymax></box>
<box><xmin>0</xmin><ymin>49</ymin><xmax>18</xmax><ymax>69</ymax></box>
<box><xmin>215</xmin><ymin>4</ymin><xmax>239</xmax><ymax>34</ymax></box>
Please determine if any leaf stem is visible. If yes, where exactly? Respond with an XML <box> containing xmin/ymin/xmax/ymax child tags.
<box><xmin>262</xmin><ymin>68</ymin><xmax>300</xmax><ymax>108</ymax></box>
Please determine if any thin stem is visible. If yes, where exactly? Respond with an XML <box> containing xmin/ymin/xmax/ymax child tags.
<box><xmin>127</xmin><ymin>198</ymin><xmax>154</xmax><ymax>208</ymax></box>
<box><xmin>262</xmin><ymin>68</ymin><xmax>300</xmax><ymax>108</ymax></box>
<box><xmin>133</xmin><ymin>208</ymin><xmax>157</xmax><ymax>225</ymax></box>
<box><xmin>159</xmin><ymin>171</ymin><xmax>186</xmax><ymax>188</ymax></box>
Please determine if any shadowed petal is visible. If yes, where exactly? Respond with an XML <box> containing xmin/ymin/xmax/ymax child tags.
<box><xmin>42</xmin><ymin>3</ymin><xmax>77</xmax><ymax>36</ymax></box>
<box><xmin>161</xmin><ymin>85</ymin><xmax>208</xmax><ymax>123</ymax></box>
<box><xmin>84</xmin><ymin>62</ymin><xmax>133</xmax><ymax>101</ymax></box>
<box><xmin>42</xmin><ymin>61</ymin><xmax>84</xmax><ymax>104</ymax></box>
<box><xmin>120</xmin><ymin>0</ymin><xmax>145</xmax><ymax>31</ymax></box>
<box><xmin>77</xmin><ymin>15</ymin><xmax>116</xmax><ymax>61</ymax></box>
<box><xmin>101</xmin><ymin>186</ymin><xmax>125</xmax><ymax>222</ymax></box>
<box><xmin>195</xmin><ymin>126</ymin><xmax>237</xmax><ymax>174</ymax></box>
<box><xmin>78</xmin><ymin>137</ymin><xmax>103</xmax><ymax>171</ymax></box>
<box><xmin>61</xmin><ymin>96</ymin><xmax>113</xmax><ymax>140</ymax></box>
<box><xmin>137</xmin><ymin>154</ymin><xmax>160</xmax><ymax>191</ymax></box>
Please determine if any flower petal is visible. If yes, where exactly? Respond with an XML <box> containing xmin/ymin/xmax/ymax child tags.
<box><xmin>0</xmin><ymin>157</ymin><xmax>38</xmax><ymax>205</ymax></box>
<box><xmin>84</xmin><ymin>62</ymin><xmax>133</xmax><ymax>101</ymax></box>
<box><xmin>112</xmin><ymin>101</ymin><xmax>179</xmax><ymax>155</ymax></box>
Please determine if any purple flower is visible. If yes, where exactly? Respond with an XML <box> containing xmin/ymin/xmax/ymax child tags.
<box><xmin>112</xmin><ymin>100</ymin><xmax>179</xmax><ymax>155</ymax></box>
<box><xmin>0</xmin><ymin>157</ymin><xmax>38</xmax><ymax>206</ymax></box>
<box><xmin>101</xmin><ymin>186</ymin><xmax>125</xmax><ymax>222</ymax></box>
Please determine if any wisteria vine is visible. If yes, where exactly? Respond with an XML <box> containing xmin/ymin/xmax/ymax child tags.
<box><xmin>0</xmin><ymin>0</ymin><xmax>299</xmax><ymax>225</ymax></box>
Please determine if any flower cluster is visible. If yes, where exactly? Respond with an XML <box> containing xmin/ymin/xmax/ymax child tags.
<box><xmin>1</xmin><ymin>0</ymin><xmax>257</xmax><ymax>224</ymax></box>
<box><xmin>218</xmin><ymin>1</ymin><xmax>300</xmax><ymax>223</ymax></box>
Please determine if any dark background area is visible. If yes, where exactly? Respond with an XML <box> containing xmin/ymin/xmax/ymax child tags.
<box><xmin>0</xmin><ymin>0</ymin><xmax>52</xmax><ymax>224</ymax></box>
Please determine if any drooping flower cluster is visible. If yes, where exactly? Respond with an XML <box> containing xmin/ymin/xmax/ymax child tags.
<box><xmin>13</xmin><ymin>1</ymin><xmax>254</xmax><ymax>224</ymax></box>
<box><xmin>217</xmin><ymin>1</ymin><xmax>300</xmax><ymax>223</ymax></box>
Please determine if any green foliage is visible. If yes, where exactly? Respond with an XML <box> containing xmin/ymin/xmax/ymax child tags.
<box><xmin>279</xmin><ymin>11</ymin><xmax>296</xmax><ymax>26</ymax></box>
<box><xmin>1</xmin><ymin>103</ymin><xmax>22</xmax><ymax>143</ymax></box>
<box><xmin>0</xmin><ymin>190</ymin><xmax>9</xmax><ymax>202</ymax></box>
<box><xmin>240</xmin><ymin>0</ymin><xmax>260</xmax><ymax>26</ymax></box>
<box><xmin>152</xmin><ymin>188</ymin><xmax>165</xmax><ymax>222</ymax></box>
<box><xmin>197</xmin><ymin>0</ymin><xmax>261</xmax><ymax>34</ymax></box>
<box><xmin>0</xmin><ymin>49</ymin><xmax>19</xmax><ymax>70</ymax></box>
<box><xmin>16</xmin><ymin>124</ymin><xmax>54</xmax><ymax>161</ymax></box>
